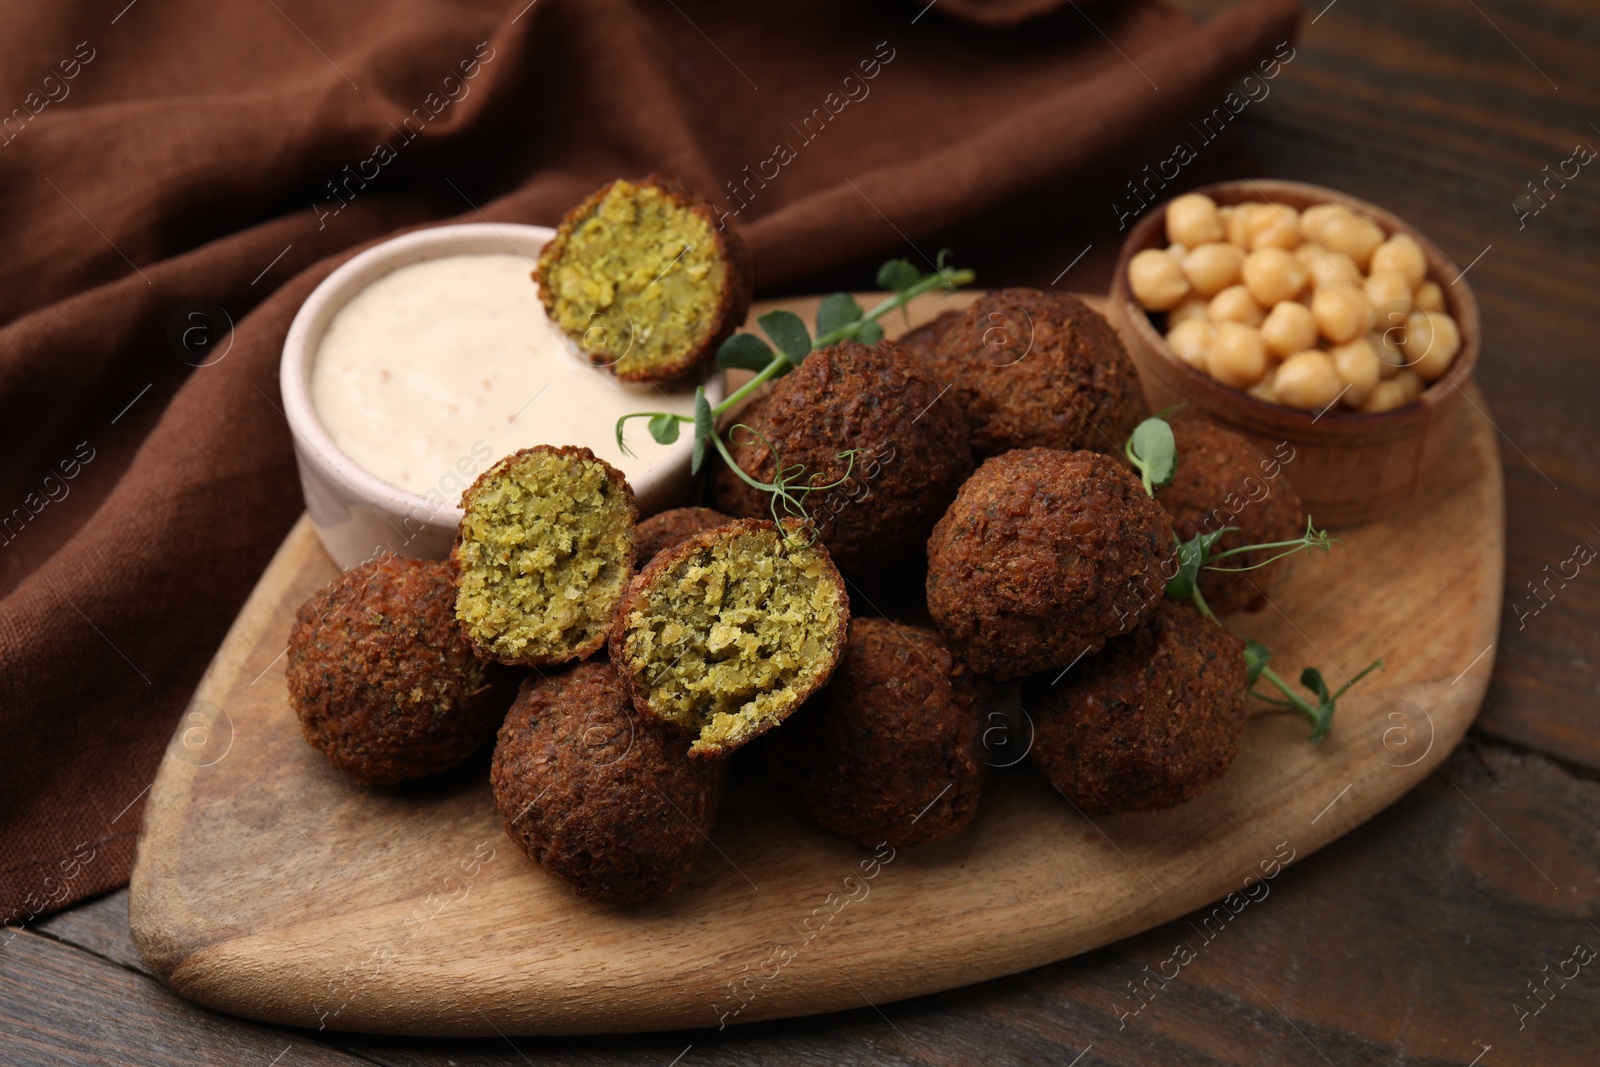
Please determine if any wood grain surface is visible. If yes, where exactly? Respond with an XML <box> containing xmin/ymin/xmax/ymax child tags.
<box><xmin>126</xmin><ymin>287</ymin><xmax>1502</xmax><ymax>1036</ymax></box>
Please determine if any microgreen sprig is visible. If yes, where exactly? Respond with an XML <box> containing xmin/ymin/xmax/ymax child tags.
<box><xmin>710</xmin><ymin>423</ymin><xmax>860</xmax><ymax>538</ymax></box>
<box><xmin>1125</xmin><ymin>415</ymin><xmax>1383</xmax><ymax>742</ymax></box>
<box><xmin>1244</xmin><ymin>639</ymin><xmax>1385</xmax><ymax>742</ymax></box>
<box><xmin>615</xmin><ymin>252</ymin><xmax>974</xmax><ymax>520</ymax></box>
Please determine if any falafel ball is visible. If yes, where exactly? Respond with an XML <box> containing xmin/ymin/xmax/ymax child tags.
<box><xmin>711</xmin><ymin>340</ymin><xmax>975</xmax><ymax>575</ymax></box>
<box><xmin>924</xmin><ymin>289</ymin><xmax>1146</xmax><ymax>456</ymax></box>
<box><xmin>454</xmin><ymin>445</ymin><xmax>637</xmax><ymax>668</ymax></box>
<box><xmin>1024</xmin><ymin>601</ymin><xmax>1247</xmax><ymax>814</ymax></box>
<box><xmin>611</xmin><ymin>518</ymin><xmax>849</xmax><ymax>758</ymax></box>
<box><xmin>766</xmin><ymin>618</ymin><xmax>988</xmax><ymax>849</ymax></box>
<box><xmin>533</xmin><ymin>175</ymin><xmax>752</xmax><ymax>383</ymax></box>
<box><xmin>892</xmin><ymin>308</ymin><xmax>962</xmax><ymax>365</ymax></box>
<box><xmin>634</xmin><ymin>507</ymin><xmax>734</xmax><ymax>564</ymax></box>
<box><xmin>491</xmin><ymin>660</ymin><xmax>728</xmax><ymax>904</ymax></box>
<box><xmin>926</xmin><ymin>448</ymin><xmax>1174</xmax><ymax>680</ymax></box>
<box><xmin>287</xmin><ymin>556</ymin><xmax>517</xmax><ymax>785</ymax></box>
<box><xmin>1155</xmin><ymin>418</ymin><xmax>1306</xmax><ymax>615</ymax></box>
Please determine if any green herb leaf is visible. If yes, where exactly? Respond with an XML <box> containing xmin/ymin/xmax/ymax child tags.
<box><xmin>1128</xmin><ymin>417</ymin><xmax>1177</xmax><ymax>492</ymax></box>
<box><xmin>758</xmin><ymin>310</ymin><xmax>813</xmax><ymax>362</ymax></box>
<box><xmin>1243</xmin><ymin>637</ymin><xmax>1272</xmax><ymax>686</ymax></box>
<box><xmin>855</xmin><ymin>319</ymin><xmax>885</xmax><ymax>344</ymax></box>
<box><xmin>648</xmin><ymin>413</ymin><xmax>681</xmax><ymax>445</ymax></box>
<box><xmin>690</xmin><ymin>387</ymin><xmax>714</xmax><ymax>475</ymax></box>
<box><xmin>716</xmin><ymin>332</ymin><xmax>775</xmax><ymax>372</ymax></box>
<box><xmin>1165</xmin><ymin>528</ymin><xmax>1231</xmax><ymax>600</ymax></box>
<box><xmin>816</xmin><ymin>293</ymin><xmax>863</xmax><ymax>337</ymax></box>
<box><xmin>1300</xmin><ymin>667</ymin><xmax>1330</xmax><ymax>705</ymax></box>
<box><xmin>876</xmin><ymin>259</ymin><xmax>920</xmax><ymax>293</ymax></box>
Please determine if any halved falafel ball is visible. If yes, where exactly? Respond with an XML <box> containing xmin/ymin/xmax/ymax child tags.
<box><xmin>926</xmin><ymin>448</ymin><xmax>1174</xmax><ymax>680</ymax></box>
<box><xmin>1155</xmin><ymin>418</ymin><xmax>1306</xmax><ymax>615</ymax></box>
<box><xmin>533</xmin><ymin>175</ymin><xmax>753</xmax><ymax>383</ymax></box>
<box><xmin>925</xmin><ymin>289</ymin><xmax>1146</xmax><ymax>456</ymax></box>
<box><xmin>610</xmin><ymin>518</ymin><xmax>849</xmax><ymax>758</ymax></box>
<box><xmin>453</xmin><ymin>445</ymin><xmax>636</xmax><ymax>667</ymax></box>
<box><xmin>892</xmin><ymin>308</ymin><xmax>963</xmax><ymax>365</ymax></box>
<box><xmin>634</xmin><ymin>506</ymin><xmax>734</xmax><ymax>565</ymax></box>
<box><xmin>711</xmin><ymin>340</ymin><xmax>975</xmax><ymax>575</ymax></box>
<box><xmin>766</xmin><ymin>618</ymin><xmax>988</xmax><ymax>849</ymax></box>
<box><xmin>491</xmin><ymin>660</ymin><xmax>727</xmax><ymax>904</ymax></box>
<box><xmin>1024</xmin><ymin>601</ymin><xmax>1247</xmax><ymax>814</ymax></box>
<box><xmin>287</xmin><ymin>556</ymin><xmax>517</xmax><ymax>785</ymax></box>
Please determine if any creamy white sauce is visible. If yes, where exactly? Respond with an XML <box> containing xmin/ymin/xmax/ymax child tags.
<box><xmin>311</xmin><ymin>253</ymin><xmax>699</xmax><ymax>497</ymax></box>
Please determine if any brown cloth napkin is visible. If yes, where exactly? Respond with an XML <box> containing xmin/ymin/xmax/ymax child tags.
<box><xmin>0</xmin><ymin>0</ymin><xmax>1298</xmax><ymax>922</ymax></box>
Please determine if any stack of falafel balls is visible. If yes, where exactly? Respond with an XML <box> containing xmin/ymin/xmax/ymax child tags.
<box><xmin>284</xmin><ymin>182</ymin><xmax>1307</xmax><ymax>906</ymax></box>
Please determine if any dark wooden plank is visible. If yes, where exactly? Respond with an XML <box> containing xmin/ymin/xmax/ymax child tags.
<box><xmin>0</xmin><ymin>930</ymin><xmax>367</xmax><ymax>1067</ymax></box>
<box><xmin>32</xmin><ymin>889</ymin><xmax>148</xmax><ymax>977</ymax></box>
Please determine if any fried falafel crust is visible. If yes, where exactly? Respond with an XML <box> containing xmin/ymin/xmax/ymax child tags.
<box><xmin>452</xmin><ymin>445</ymin><xmax>637</xmax><ymax>668</ymax></box>
<box><xmin>766</xmin><ymin>618</ymin><xmax>989</xmax><ymax>849</ymax></box>
<box><xmin>287</xmin><ymin>556</ymin><xmax>517</xmax><ymax>786</ymax></box>
<box><xmin>926</xmin><ymin>448</ymin><xmax>1174</xmax><ymax>680</ymax></box>
<box><xmin>893</xmin><ymin>308</ymin><xmax>963</xmax><ymax>365</ymax></box>
<box><xmin>634</xmin><ymin>506</ymin><xmax>735</xmax><ymax>565</ymax></box>
<box><xmin>491</xmin><ymin>661</ymin><xmax>727</xmax><ymax>904</ymax></box>
<box><xmin>711</xmin><ymin>340</ymin><xmax>975</xmax><ymax>575</ymax></box>
<box><xmin>1155</xmin><ymin>417</ymin><xmax>1306</xmax><ymax>615</ymax></box>
<box><xmin>1025</xmin><ymin>601</ymin><xmax>1247</xmax><ymax>814</ymax></box>
<box><xmin>533</xmin><ymin>174</ymin><xmax>753</xmax><ymax>383</ymax></box>
<box><xmin>925</xmin><ymin>289</ymin><xmax>1146</xmax><ymax>456</ymax></box>
<box><xmin>610</xmin><ymin>518</ymin><xmax>849</xmax><ymax>759</ymax></box>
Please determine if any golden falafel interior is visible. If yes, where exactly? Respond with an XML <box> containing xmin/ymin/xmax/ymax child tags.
<box><xmin>456</xmin><ymin>451</ymin><xmax>632</xmax><ymax>664</ymax></box>
<box><xmin>620</xmin><ymin>525</ymin><xmax>846</xmax><ymax>757</ymax></box>
<box><xmin>540</xmin><ymin>179</ymin><xmax>728</xmax><ymax>380</ymax></box>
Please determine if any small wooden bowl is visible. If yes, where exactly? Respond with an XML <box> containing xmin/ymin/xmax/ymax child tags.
<box><xmin>1109</xmin><ymin>179</ymin><xmax>1481</xmax><ymax>527</ymax></box>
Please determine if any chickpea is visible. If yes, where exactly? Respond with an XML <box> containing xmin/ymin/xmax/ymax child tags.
<box><xmin>1207</xmin><ymin>322</ymin><xmax>1269</xmax><ymax>387</ymax></box>
<box><xmin>1312</xmin><ymin>285</ymin><xmax>1373</xmax><ymax>344</ymax></box>
<box><xmin>1247</xmin><ymin>366</ymin><xmax>1281</xmax><ymax>405</ymax></box>
<box><xmin>1394</xmin><ymin>368</ymin><xmax>1425</xmax><ymax>401</ymax></box>
<box><xmin>1166</xmin><ymin>193</ymin><xmax>1225</xmax><ymax>248</ymax></box>
<box><xmin>1415</xmin><ymin>280</ymin><xmax>1446</xmax><ymax>313</ymax></box>
<box><xmin>1405</xmin><ymin>310</ymin><xmax>1461</xmax><ymax>381</ymax></box>
<box><xmin>1260</xmin><ymin>300</ymin><xmax>1318</xmax><ymax>358</ymax></box>
<box><xmin>1361</xmin><ymin>379</ymin><xmax>1410</xmax><ymax>413</ymax></box>
<box><xmin>1319</xmin><ymin>214</ymin><xmax>1385</xmax><ymax>270</ymax></box>
<box><xmin>1370</xmin><ymin>233</ymin><xmax>1427</xmax><ymax>288</ymax></box>
<box><xmin>1226</xmin><ymin>202</ymin><xmax>1269</xmax><ymax>248</ymax></box>
<box><xmin>1299</xmin><ymin>203</ymin><xmax>1351</xmax><ymax>245</ymax></box>
<box><xmin>1128</xmin><ymin>248</ymin><xmax>1190</xmax><ymax>311</ymax></box>
<box><xmin>1242</xmin><ymin>247</ymin><xmax>1309</xmax><ymax>306</ymax></box>
<box><xmin>1330</xmin><ymin>338</ymin><xmax>1381</xmax><ymax>407</ymax></box>
<box><xmin>1167</xmin><ymin>242</ymin><xmax>1188</xmax><ymax>258</ymax></box>
<box><xmin>1298</xmin><ymin>244</ymin><xmax>1363</xmax><ymax>290</ymax></box>
<box><xmin>1166</xmin><ymin>318</ymin><xmax>1214</xmax><ymax>370</ymax></box>
<box><xmin>1182</xmin><ymin>242</ymin><xmax>1245</xmax><ymax>297</ymax></box>
<box><xmin>1370</xmin><ymin>327</ymin><xmax>1406</xmax><ymax>378</ymax></box>
<box><xmin>1208</xmin><ymin>284</ymin><xmax>1266</xmax><ymax>328</ymax></box>
<box><xmin>1168</xmin><ymin>296</ymin><xmax>1211</xmax><ymax>326</ymax></box>
<box><xmin>1250</xmin><ymin>204</ymin><xmax>1302</xmax><ymax>250</ymax></box>
<box><xmin>1275</xmin><ymin>350</ymin><xmax>1344</xmax><ymax>411</ymax></box>
<box><xmin>1364</xmin><ymin>270</ymin><xmax>1413</xmax><ymax>311</ymax></box>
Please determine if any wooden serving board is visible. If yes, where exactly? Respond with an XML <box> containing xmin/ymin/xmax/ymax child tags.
<box><xmin>129</xmin><ymin>295</ymin><xmax>1504</xmax><ymax>1036</ymax></box>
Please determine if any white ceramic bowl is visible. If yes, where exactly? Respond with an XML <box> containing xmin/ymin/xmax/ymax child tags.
<box><xmin>280</xmin><ymin>222</ymin><xmax>723</xmax><ymax>570</ymax></box>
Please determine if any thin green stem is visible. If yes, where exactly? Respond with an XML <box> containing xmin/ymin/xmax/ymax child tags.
<box><xmin>713</xmin><ymin>356</ymin><xmax>791</xmax><ymax>417</ymax></box>
<box><xmin>1256</xmin><ymin>666</ymin><xmax>1323</xmax><ymax>729</ymax></box>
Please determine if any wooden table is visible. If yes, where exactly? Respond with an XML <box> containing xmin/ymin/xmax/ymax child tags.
<box><xmin>7</xmin><ymin>1</ymin><xmax>1599</xmax><ymax>1062</ymax></box>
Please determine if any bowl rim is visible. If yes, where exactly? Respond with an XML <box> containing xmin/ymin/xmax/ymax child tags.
<box><xmin>1110</xmin><ymin>178</ymin><xmax>1481</xmax><ymax>428</ymax></box>
<box><xmin>279</xmin><ymin>221</ymin><xmax>723</xmax><ymax>526</ymax></box>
